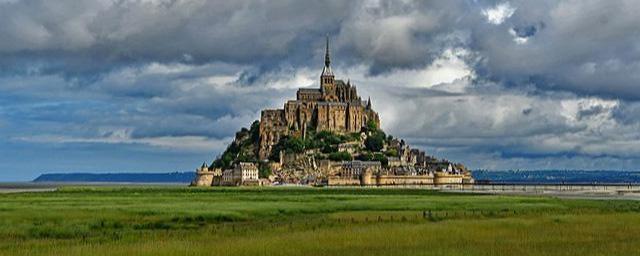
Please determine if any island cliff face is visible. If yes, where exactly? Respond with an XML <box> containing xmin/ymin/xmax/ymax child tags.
<box><xmin>192</xmin><ymin>37</ymin><xmax>473</xmax><ymax>187</ymax></box>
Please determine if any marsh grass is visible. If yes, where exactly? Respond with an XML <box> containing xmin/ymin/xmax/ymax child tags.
<box><xmin>0</xmin><ymin>186</ymin><xmax>639</xmax><ymax>255</ymax></box>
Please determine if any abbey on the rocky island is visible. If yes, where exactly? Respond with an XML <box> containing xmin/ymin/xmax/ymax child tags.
<box><xmin>258</xmin><ymin>37</ymin><xmax>380</xmax><ymax>160</ymax></box>
<box><xmin>192</xmin><ymin>36</ymin><xmax>473</xmax><ymax>187</ymax></box>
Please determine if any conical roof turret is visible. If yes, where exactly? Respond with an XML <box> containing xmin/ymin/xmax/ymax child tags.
<box><xmin>321</xmin><ymin>35</ymin><xmax>333</xmax><ymax>76</ymax></box>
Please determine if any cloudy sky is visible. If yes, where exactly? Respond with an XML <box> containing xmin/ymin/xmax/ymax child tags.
<box><xmin>2</xmin><ymin>0</ymin><xmax>640</xmax><ymax>181</ymax></box>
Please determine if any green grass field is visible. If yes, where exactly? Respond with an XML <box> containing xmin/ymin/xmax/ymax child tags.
<box><xmin>1</xmin><ymin>186</ymin><xmax>639</xmax><ymax>255</ymax></box>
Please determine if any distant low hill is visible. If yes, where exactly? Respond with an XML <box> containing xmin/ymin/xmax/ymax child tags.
<box><xmin>473</xmin><ymin>170</ymin><xmax>640</xmax><ymax>184</ymax></box>
<box><xmin>33</xmin><ymin>172</ymin><xmax>195</xmax><ymax>183</ymax></box>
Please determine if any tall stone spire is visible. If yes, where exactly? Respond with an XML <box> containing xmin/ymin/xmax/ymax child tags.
<box><xmin>320</xmin><ymin>35</ymin><xmax>335</xmax><ymax>99</ymax></box>
<box><xmin>321</xmin><ymin>35</ymin><xmax>333</xmax><ymax>77</ymax></box>
<box><xmin>324</xmin><ymin>35</ymin><xmax>331</xmax><ymax>68</ymax></box>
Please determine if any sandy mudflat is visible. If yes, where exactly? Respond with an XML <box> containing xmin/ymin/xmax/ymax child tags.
<box><xmin>0</xmin><ymin>183</ymin><xmax>58</xmax><ymax>193</ymax></box>
<box><xmin>447</xmin><ymin>185</ymin><xmax>640</xmax><ymax>200</ymax></box>
<box><xmin>0</xmin><ymin>188</ymin><xmax>58</xmax><ymax>193</ymax></box>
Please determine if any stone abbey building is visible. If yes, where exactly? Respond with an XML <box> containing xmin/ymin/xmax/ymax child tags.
<box><xmin>258</xmin><ymin>38</ymin><xmax>380</xmax><ymax>160</ymax></box>
<box><xmin>192</xmin><ymin>37</ymin><xmax>473</xmax><ymax>187</ymax></box>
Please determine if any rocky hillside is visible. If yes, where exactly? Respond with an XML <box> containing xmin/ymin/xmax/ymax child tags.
<box><xmin>209</xmin><ymin>119</ymin><xmax>466</xmax><ymax>180</ymax></box>
<box><xmin>210</xmin><ymin>120</ymin><xmax>261</xmax><ymax>169</ymax></box>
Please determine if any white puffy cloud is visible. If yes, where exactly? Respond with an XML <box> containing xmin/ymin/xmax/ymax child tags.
<box><xmin>482</xmin><ymin>2</ymin><xmax>516</xmax><ymax>25</ymax></box>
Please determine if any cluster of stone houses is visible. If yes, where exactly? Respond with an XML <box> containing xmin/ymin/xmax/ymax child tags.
<box><xmin>326</xmin><ymin>160</ymin><xmax>473</xmax><ymax>186</ymax></box>
<box><xmin>322</xmin><ymin>138</ymin><xmax>473</xmax><ymax>186</ymax></box>
<box><xmin>325</xmin><ymin>159</ymin><xmax>472</xmax><ymax>187</ymax></box>
<box><xmin>193</xmin><ymin>158</ymin><xmax>472</xmax><ymax>187</ymax></box>
<box><xmin>192</xmin><ymin>125</ymin><xmax>473</xmax><ymax>187</ymax></box>
<box><xmin>192</xmin><ymin>162</ymin><xmax>264</xmax><ymax>187</ymax></box>
<box><xmin>192</xmin><ymin>140</ymin><xmax>473</xmax><ymax>187</ymax></box>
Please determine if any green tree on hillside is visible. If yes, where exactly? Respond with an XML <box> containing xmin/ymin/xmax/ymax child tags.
<box><xmin>373</xmin><ymin>153</ymin><xmax>389</xmax><ymax>167</ymax></box>
<box><xmin>365</xmin><ymin>131</ymin><xmax>386</xmax><ymax>152</ymax></box>
<box><xmin>365</xmin><ymin>119</ymin><xmax>378</xmax><ymax>132</ymax></box>
<box><xmin>357</xmin><ymin>152</ymin><xmax>388</xmax><ymax>167</ymax></box>
<box><xmin>269</xmin><ymin>136</ymin><xmax>306</xmax><ymax>161</ymax></box>
<box><xmin>258</xmin><ymin>164</ymin><xmax>272</xmax><ymax>178</ymax></box>
<box><xmin>385</xmin><ymin>148</ymin><xmax>398</xmax><ymax>157</ymax></box>
<box><xmin>284</xmin><ymin>137</ymin><xmax>305</xmax><ymax>153</ymax></box>
<box><xmin>329</xmin><ymin>151</ymin><xmax>353</xmax><ymax>161</ymax></box>
<box><xmin>357</xmin><ymin>152</ymin><xmax>373</xmax><ymax>161</ymax></box>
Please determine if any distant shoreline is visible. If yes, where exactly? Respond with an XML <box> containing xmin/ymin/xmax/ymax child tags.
<box><xmin>0</xmin><ymin>182</ymin><xmax>188</xmax><ymax>193</ymax></box>
<box><xmin>1</xmin><ymin>182</ymin><xmax>188</xmax><ymax>187</ymax></box>
<box><xmin>32</xmin><ymin>172</ymin><xmax>195</xmax><ymax>183</ymax></box>
<box><xmin>21</xmin><ymin>170</ymin><xmax>640</xmax><ymax>185</ymax></box>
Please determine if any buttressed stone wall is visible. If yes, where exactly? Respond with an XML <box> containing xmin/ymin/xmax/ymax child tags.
<box><xmin>259</xmin><ymin>109</ymin><xmax>288</xmax><ymax>159</ymax></box>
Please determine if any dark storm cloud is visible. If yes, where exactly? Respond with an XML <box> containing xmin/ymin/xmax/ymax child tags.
<box><xmin>1</xmin><ymin>0</ymin><xmax>639</xmax><ymax>100</ymax></box>
<box><xmin>0</xmin><ymin>0</ymin><xmax>356</xmax><ymax>76</ymax></box>
<box><xmin>612</xmin><ymin>101</ymin><xmax>640</xmax><ymax>125</ymax></box>
<box><xmin>473</xmin><ymin>0</ymin><xmax>640</xmax><ymax>99</ymax></box>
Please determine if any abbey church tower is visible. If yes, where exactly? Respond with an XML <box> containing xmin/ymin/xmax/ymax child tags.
<box><xmin>258</xmin><ymin>36</ymin><xmax>380</xmax><ymax>160</ymax></box>
<box><xmin>320</xmin><ymin>36</ymin><xmax>338</xmax><ymax>102</ymax></box>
